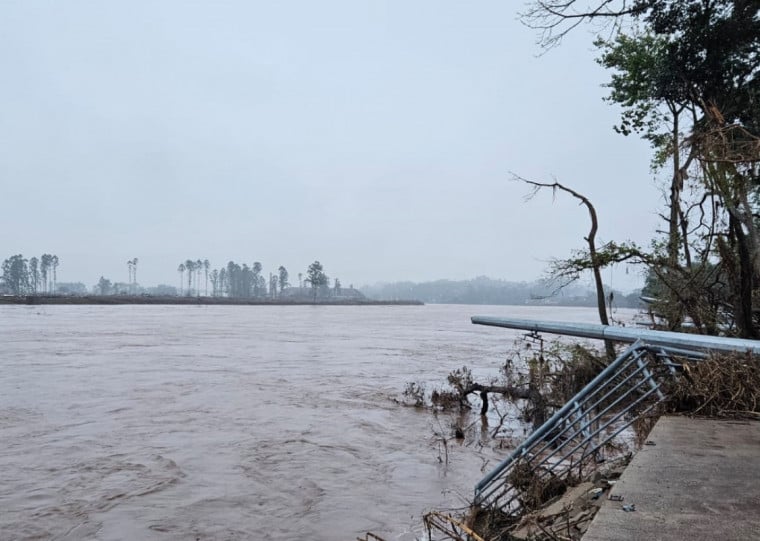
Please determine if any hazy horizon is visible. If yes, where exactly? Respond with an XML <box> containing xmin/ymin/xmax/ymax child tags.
<box><xmin>27</xmin><ymin>262</ymin><xmax>644</xmax><ymax>296</ymax></box>
<box><xmin>1</xmin><ymin>1</ymin><xmax>660</xmax><ymax>293</ymax></box>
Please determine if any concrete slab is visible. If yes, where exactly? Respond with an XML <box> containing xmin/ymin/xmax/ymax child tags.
<box><xmin>584</xmin><ymin>416</ymin><xmax>760</xmax><ymax>541</ymax></box>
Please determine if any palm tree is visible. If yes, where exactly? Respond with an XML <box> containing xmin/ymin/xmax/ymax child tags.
<box><xmin>132</xmin><ymin>258</ymin><xmax>138</xmax><ymax>293</ymax></box>
<box><xmin>127</xmin><ymin>260</ymin><xmax>133</xmax><ymax>292</ymax></box>
<box><xmin>51</xmin><ymin>255</ymin><xmax>59</xmax><ymax>294</ymax></box>
<box><xmin>196</xmin><ymin>259</ymin><xmax>202</xmax><ymax>296</ymax></box>
<box><xmin>185</xmin><ymin>259</ymin><xmax>195</xmax><ymax>295</ymax></box>
<box><xmin>178</xmin><ymin>263</ymin><xmax>186</xmax><ymax>295</ymax></box>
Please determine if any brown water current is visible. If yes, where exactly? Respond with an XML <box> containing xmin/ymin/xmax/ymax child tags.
<box><xmin>0</xmin><ymin>304</ymin><xmax>631</xmax><ymax>540</ymax></box>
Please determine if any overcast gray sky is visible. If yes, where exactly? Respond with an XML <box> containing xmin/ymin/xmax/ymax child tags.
<box><xmin>0</xmin><ymin>1</ymin><xmax>661</xmax><ymax>292</ymax></box>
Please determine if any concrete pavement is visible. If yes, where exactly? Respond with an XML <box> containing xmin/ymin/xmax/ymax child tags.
<box><xmin>583</xmin><ymin>416</ymin><xmax>760</xmax><ymax>541</ymax></box>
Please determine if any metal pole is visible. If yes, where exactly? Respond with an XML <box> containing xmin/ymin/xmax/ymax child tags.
<box><xmin>471</xmin><ymin>316</ymin><xmax>760</xmax><ymax>354</ymax></box>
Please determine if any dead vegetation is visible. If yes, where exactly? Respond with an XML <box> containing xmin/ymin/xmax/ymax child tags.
<box><xmin>422</xmin><ymin>457</ymin><xmax>630</xmax><ymax>541</ymax></box>
<box><xmin>507</xmin><ymin>460</ymin><xmax>576</xmax><ymax>512</ymax></box>
<box><xmin>414</xmin><ymin>338</ymin><xmax>613</xmax><ymax>436</ymax></box>
<box><xmin>400</xmin><ymin>344</ymin><xmax>760</xmax><ymax>541</ymax></box>
<box><xmin>667</xmin><ymin>351</ymin><xmax>760</xmax><ymax>419</ymax></box>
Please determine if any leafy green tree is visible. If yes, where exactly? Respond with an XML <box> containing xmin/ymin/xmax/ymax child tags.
<box><xmin>241</xmin><ymin>263</ymin><xmax>253</xmax><ymax>297</ymax></box>
<box><xmin>29</xmin><ymin>257</ymin><xmax>39</xmax><ymax>295</ymax></box>
<box><xmin>257</xmin><ymin>274</ymin><xmax>266</xmax><ymax>297</ymax></box>
<box><xmin>278</xmin><ymin>266</ymin><xmax>289</xmax><ymax>293</ymax></box>
<box><xmin>252</xmin><ymin>261</ymin><xmax>263</xmax><ymax>296</ymax></box>
<box><xmin>305</xmin><ymin>261</ymin><xmax>328</xmax><ymax>301</ymax></box>
<box><xmin>522</xmin><ymin>0</ymin><xmax>760</xmax><ymax>337</ymax></box>
<box><xmin>595</xmin><ymin>31</ymin><xmax>694</xmax><ymax>275</ymax></box>
<box><xmin>1</xmin><ymin>255</ymin><xmax>30</xmax><ymax>295</ymax></box>
<box><xmin>226</xmin><ymin>261</ymin><xmax>240</xmax><ymax>297</ymax></box>
<box><xmin>96</xmin><ymin>276</ymin><xmax>112</xmax><ymax>295</ymax></box>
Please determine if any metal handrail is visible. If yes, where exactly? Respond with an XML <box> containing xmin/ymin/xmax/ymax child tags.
<box><xmin>471</xmin><ymin>317</ymin><xmax>759</xmax><ymax>511</ymax></box>
<box><xmin>474</xmin><ymin>340</ymin><xmax>643</xmax><ymax>494</ymax></box>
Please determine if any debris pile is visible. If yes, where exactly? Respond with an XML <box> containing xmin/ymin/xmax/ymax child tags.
<box><xmin>506</xmin><ymin>469</ymin><xmax>623</xmax><ymax>541</ymax></box>
<box><xmin>422</xmin><ymin>461</ymin><xmax>628</xmax><ymax>541</ymax></box>
<box><xmin>668</xmin><ymin>351</ymin><xmax>760</xmax><ymax>418</ymax></box>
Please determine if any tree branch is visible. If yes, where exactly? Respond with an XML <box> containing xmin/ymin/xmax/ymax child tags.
<box><xmin>520</xmin><ymin>0</ymin><xmax>646</xmax><ymax>48</ymax></box>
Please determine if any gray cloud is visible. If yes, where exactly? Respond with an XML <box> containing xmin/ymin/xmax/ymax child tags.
<box><xmin>0</xmin><ymin>1</ymin><xmax>658</xmax><ymax>292</ymax></box>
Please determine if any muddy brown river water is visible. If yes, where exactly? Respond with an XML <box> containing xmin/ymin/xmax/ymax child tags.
<box><xmin>0</xmin><ymin>304</ymin><xmax>631</xmax><ymax>540</ymax></box>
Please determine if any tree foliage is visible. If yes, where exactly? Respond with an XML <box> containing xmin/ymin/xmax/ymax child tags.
<box><xmin>1</xmin><ymin>254</ymin><xmax>60</xmax><ymax>295</ymax></box>
<box><xmin>524</xmin><ymin>0</ymin><xmax>760</xmax><ymax>337</ymax></box>
<box><xmin>278</xmin><ymin>266</ymin><xmax>289</xmax><ymax>293</ymax></box>
<box><xmin>306</xmin><ymin>260</ymin><xmax>329</xmax><ymax>300</ymax></box>
<box><xmin>96</xmin><ymin>276</ymin><xmax>112</xmax><ymax>295</ymax></box>
<box><xmin>1</xmin><ymin>255</ymin><xmax>30</xmax><ymax>295</ymax></box>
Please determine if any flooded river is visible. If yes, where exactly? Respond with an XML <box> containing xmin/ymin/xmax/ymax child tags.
<box><xmin>0</xmin><ymin>304</ymin><xmax>630</xmax><ymax>540</ymax></box>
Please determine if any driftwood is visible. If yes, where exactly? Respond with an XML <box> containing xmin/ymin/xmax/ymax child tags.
<box><xmin>461</xmin><ymin>383</ymin><xmax>535</xmax><ymax>416</ymax></box>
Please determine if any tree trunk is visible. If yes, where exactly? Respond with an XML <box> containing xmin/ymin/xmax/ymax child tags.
<box><xmin>515</xmin><ymin>176</ymin><xmax>616</xmax><ymax>359</ymax></box>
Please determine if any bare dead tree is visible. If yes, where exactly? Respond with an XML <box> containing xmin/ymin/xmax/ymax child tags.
<box><xmin>513</xmin><ymin>173</ymin><xmax>616</xmax><ymax>359</ymax></box>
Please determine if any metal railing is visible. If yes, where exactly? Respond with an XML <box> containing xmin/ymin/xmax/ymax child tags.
<box><xmin>470</xmin><ymin>317</ymin><xmax>759</xmax><ymax>512</ymax></box>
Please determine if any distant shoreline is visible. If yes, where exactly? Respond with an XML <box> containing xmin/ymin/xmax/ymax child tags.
<box><xmin>0</xmin><ymin>295</ymin><xmax>423</xmax><ymax>306</ymax></box>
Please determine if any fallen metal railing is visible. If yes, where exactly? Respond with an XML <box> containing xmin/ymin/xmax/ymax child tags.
<box><xmin>470</xmin><ymin>317</ymin><xmax>760</xmax><ymax>512</ymax></box>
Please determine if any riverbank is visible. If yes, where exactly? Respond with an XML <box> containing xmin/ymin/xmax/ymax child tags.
<box><xmin>0</xmin><ymin>294</ymin><xmax>424</xmax><ymax>306</ymax></box>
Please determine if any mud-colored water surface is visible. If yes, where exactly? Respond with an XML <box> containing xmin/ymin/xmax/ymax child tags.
<box><xmin>0</xmin><ymin>304</ymin><xmax>622</xmax><ymax>540</ymax></box>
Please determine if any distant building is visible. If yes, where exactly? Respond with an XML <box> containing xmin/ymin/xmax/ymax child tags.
<box><xmin>145</xmin><ymin>284</ymin><xmax>178</xmax><ymax>296</ymax></box>
<box><xmin>279</xmin><ymin>286</ymin><xmax>365</xmax><ymax>300</ymax></box>
<box><xmin>55</xmin><ymin>282</ymin><xmax>88</xmax><ymax>295</ymax></box>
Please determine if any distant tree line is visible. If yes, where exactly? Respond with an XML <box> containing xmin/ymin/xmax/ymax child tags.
<box><xmin>361</xmin><ymin>276</ymin><xmax>642</xmax><ymax>308</ymax></box>
<box><xmin>1</xmin><ymin>254</ymin><xmax>60</xmax><ymax>295</ymax></box>
<box><xmin>87</xmin><ymin>258</ymin><xmax>353</xmax><ymax>300</ymax></box>
<box><xmin>172</xmin><ymin>258</ymin><xmax>338</xmax><ymax>300</ymax></box>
